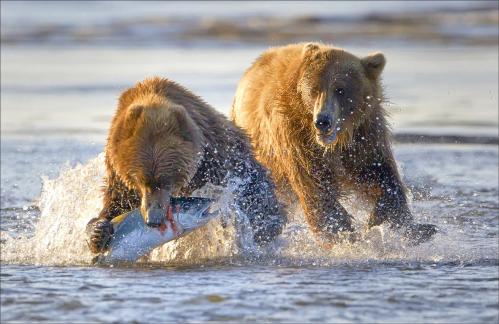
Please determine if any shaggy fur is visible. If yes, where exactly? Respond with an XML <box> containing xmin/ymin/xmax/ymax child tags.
<box><xmin>231</xmin><ymin>43</ymin><xmax>435</xmax><ymax>245</ymax></box>
<box><xmin>87</xmin><ymin>77</ymin><xmax>286</xmax><ymax>252</ymax></box>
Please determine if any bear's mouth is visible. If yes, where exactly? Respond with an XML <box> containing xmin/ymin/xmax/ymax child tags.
<box><xmin>315</xmin><ymin>124</ymin><xmax>340</xmax><ymax>146</ymax></box>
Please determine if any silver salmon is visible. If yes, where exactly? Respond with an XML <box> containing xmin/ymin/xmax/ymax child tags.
<box><xmin>96</xmin><ymin>197</ymin><xmax>215</xmax><ymax>263</ymax></box>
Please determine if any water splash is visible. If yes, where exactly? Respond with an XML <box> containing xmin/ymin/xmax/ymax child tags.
<box><xmin>0</xmin><ymin>154</ymin><xmax>259</xmax><ymax>266</ymax></box>
<box><xmin>1</xmin><ymin>155</ymin><xmax>105</xmax><ymax>265</ymax></box>
<box><xmin>1</xmin><ymin>154</ymin><xmax>496</xmax><ymax>267</ymax></box>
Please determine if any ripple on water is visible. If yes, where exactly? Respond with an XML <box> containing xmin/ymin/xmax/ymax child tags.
<box><xmin>0</xmin><ymin>143</ymin><xmax>497</xmax><ymax>322</ymax></box>
<box><xmin>56</xmin><ymin>300</ymin><xmax>86</xmax><ymax>311</ymax></box>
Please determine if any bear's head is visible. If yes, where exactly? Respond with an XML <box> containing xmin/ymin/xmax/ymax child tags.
<box><xmin>297</xmin><ymin>43</ymin><xmax>386</xmax><ymax>148</ymax></box>
<box><xmin>108</xmin><ymin>93</ymin><xmax>203</xmax><ymax>227</ymax></box>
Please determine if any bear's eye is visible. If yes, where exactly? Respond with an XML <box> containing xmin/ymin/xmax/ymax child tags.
<box><xmin>335</xmin><ymin>88</ymin><xmax>345</xmax><ymax>96</ymax></box>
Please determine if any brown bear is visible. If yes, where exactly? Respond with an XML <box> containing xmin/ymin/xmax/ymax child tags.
<box><xmin>86</xmin><ymin>77</ymin><xmax>286</xmax><ymax>253</ymax></box>
<box><xmin>231</xmin><ymin>42</ymin><xmax>436</xmax><ymax>246</ymax></box>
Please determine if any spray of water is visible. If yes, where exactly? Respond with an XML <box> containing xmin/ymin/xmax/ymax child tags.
<box><xmin>0</xmin><ymin>154</ymin><xmax>494</xmax><ymax>267</ymax></box>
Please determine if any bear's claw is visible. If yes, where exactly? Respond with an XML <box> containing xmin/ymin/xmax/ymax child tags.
<box><xmin>403</xmin><ymin>223</ymin><xmax>438</xmax><ymax>245</ymax></box>
<box><xmin>86</xmin><ymin>218</ymin><xmax>114</xmax><ymax>253</ymax></box>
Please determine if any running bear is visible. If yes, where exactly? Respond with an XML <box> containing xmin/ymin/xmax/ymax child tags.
<box><xmin>231</xmin><ymin>43</ymin><xmax>436</xmax><ymax>246</ymax></box>
<box><xmin>87</xmin><ymin>77</ymin><xmax>286</xmax><ymax>253</ymax></box>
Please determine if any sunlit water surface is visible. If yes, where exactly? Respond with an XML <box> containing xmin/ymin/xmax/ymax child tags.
<box><xmin>1</xmin><ymin>138</ymin><xmax>497</xmax><ymax>323</ymax></box>
<box><xmin>1</xmin><ymin>2</ymin><xmax>498</xmax><ymax>323</ymax></box>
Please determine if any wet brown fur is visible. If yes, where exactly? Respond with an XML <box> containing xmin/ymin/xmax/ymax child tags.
<box><xmin>231</xmin><ymin>43</ymin><xmax>416</xmax><ymax>243</ymax></box>
<box><xmin>97</xmin><ymin>77</ymin><xmax>286</xmax><ymax>244</ymax></box>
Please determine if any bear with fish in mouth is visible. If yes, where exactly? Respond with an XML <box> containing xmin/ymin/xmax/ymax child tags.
<box><xmin>231</xmin><ymin>42</ymin><xmax>437</xmax><ymax>246</ymax></box>
<box><xmin>86</xmin><ymin>77</ymin><xmax>286</xmax><ymax>253</ymax></box>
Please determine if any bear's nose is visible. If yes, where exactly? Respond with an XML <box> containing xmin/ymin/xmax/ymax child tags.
<box><xmin>315</xmin><ymin>115</ymin><xmax>332</xmax><ymax>133</ymax></box>
<box><xmin>145</xmin><ymin>208</ymin><xmax>165</xmax><ymax>228</ymax></box>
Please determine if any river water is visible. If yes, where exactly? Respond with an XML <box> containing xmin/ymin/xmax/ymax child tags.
<box><xmin>1</xmin><ymin>1</ymin><xmax>498</xmax><ymax>323</ymax></box>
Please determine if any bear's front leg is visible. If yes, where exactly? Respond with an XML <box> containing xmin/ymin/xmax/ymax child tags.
<box><xmin>303</xmin><ymin>195</ymin><xmax>354</xmax><ymax>246</ymax></box>
<box><xmin>361</xmin><ymin>158</ymin><xmax>437</xmax><ymax>244</ymax></box>
<box><xmin>365</xmin><ymin>161</ymin><xmax>412</xmax><ymax>228</ymax></box>
<box><xmin>85</xmin><ymin>218</ymin><xmax>114</xmax><ymax>253</ymax></box>
<box><xmin>86</xmin><ymin>171</ymin><xmax>140</xmax><ymax>253</ymax></box>
<box><xmin>233</xmin><ymin>166</ymin><xmax>287</xmax><ymax>245</ymax></box>
<box><xmin>291</xmin><ymin>172</ymin><xmax>354</xmax><ymax>245</ymax></box>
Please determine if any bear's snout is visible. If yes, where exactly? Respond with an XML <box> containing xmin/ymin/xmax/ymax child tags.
<box><xmin>314</xmin><ymin>114</ymin><xmax>333</xmax><ymax>134</ymax></box>
<box><xmin>140</xmin><ymin>187</ymin><xmax>170</xmax><ymax>228</ymax></box>
<box><xmin>144</xmin><ymin>208</ymin><xmax>165</xmax><ymax>228</ymax></box>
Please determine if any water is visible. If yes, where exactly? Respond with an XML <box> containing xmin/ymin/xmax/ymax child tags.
<box><xmin>1</xmin><ymin>2</ymin><xmax>498</xmax><ymax>323</ymax></box>
<box><xmin>1</xmin><ymin>123</ymin><xmax>497</xmax><ymax>324</ymax></box>
<box><xmin>2</xmin><ymin>262</ymin><xmax>497</xmax><ymax>323</ymax></box>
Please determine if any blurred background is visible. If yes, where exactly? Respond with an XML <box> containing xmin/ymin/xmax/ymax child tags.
<box><xmin>1</xmin><ymin>1</ymin><xmax>498</xmax><ymax>206</ymax></box>
<box><xmin>2</xmin><ymin>1</ymin><xmax>498</xmax><ymax>137</ymax></box>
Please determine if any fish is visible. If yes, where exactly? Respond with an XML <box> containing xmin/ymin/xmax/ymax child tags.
<box><xmin>94</xmin><ymin>197</ymin><xmax>216</xmax><ymax>263</ymax></box>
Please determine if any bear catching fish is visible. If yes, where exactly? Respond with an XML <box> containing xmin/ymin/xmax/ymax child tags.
<box><xmin>86</xmin><ymin>77</ymin><xmax>286</xmax><ymax>253</ymax></box>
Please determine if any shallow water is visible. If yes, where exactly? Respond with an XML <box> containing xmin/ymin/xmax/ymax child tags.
<box><xmin>1</xmin><ymin>2</ymin><xmax>499</xmax><ymax>323</ymax></box>
<box><xmin>2</xmin><ymin>261</ymin><xmax>498</xmax><ymax>323</ymax></box>
<box><xmin>2</xmin><ymin>45</ymin><xmax>497</xmax><ymax>138</ymax></box>
<box><xmin>1</xmin><ymin>139</ymin><xmax>497</xmax><ymax>322</ymax></box>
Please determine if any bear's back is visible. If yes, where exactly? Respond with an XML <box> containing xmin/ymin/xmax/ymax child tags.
<box><xmin>231</xmin><ymin>44</ymin><xmax>308</xmax><ymax>138</ymax></box>
<box><xmin>117</xmin><ymin>78</ymin><xmax>242</xmax><ymax>140</ymax></box>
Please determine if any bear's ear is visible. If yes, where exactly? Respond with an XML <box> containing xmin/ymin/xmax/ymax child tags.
<box><xmin>168</xmin><ymin>104</ymin><xmax>188</xmax><ymax>124</ymax></box>
<box><xmin>125</xmin><ymin>104</ymin><xmax>144</xmax><ymax>123</ymax></box>
<box><xmin>302</xmin><ymin>43</ymin><xmax>320</xmax><ymax>58</ymax></box>
<box><xmin>361</xmin><ymin>52</ymin><xmax>386</xmax><ymax>79</ymax></box>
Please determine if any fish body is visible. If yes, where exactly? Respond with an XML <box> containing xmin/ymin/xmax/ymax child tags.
<box><xmin>96</xmin><ymin>197</ymin><xmax>215</xmax><ymax>263</ymax></box>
